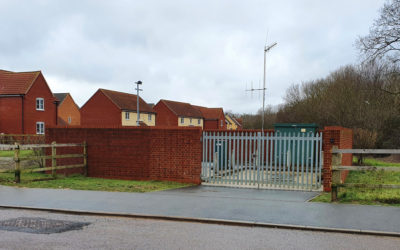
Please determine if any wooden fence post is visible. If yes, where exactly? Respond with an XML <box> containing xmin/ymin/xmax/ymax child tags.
<box><xmin>331</xmin><ymin>146</ymin><xmax>342</xmax><ymax>201</ymax></box>
<box><xmin>83</xmin><ymin>141</ymin><xmax>87</xmax><ymax>176</ymax></box>
<box><xmin>14</xmin><ymin>142</ymin><xmax>20</xmax><ymax>183</ymax></box>
<box><xmin>51</xmin><ymin>141</ymin><xmax>56</xmax><ymax>177</ymax></box>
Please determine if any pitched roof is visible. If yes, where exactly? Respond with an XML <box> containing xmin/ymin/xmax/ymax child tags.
<box><xmin>100</xmin><ymin>89</ymin><xmax>155</xmax><ymax>113</ymax></box>
<box><xmin>0</xmin><ymin>70</ymin><xmax>41</xmax><ymax>95</ymax></box>
<box><xmin>54</xmin><ymin>93</ymin><xmax>68</xmax><ymax>104</ymax></box>
<box><xmin>160</xmin><ymin>99</ymin><xmax>203</xmax><ymax>118</ymax></box>
<box><xmin>193</xmin><ymin>106</ymin><xmax>224</xmax><ymax>120</ymax></box>
<box><xmin>225</xmin><ymin>114</ymin><xmax>242</xmax><ymax>126</ymax></box>
<box><xmin>231</xmin><ymin>116</ymin><xmax>242</xmax><ymax>126</ymax></box>
<box><xmin>235</xmin><ymin>118</ymin><xmax>243</xmax><ymax>126</ymax></box>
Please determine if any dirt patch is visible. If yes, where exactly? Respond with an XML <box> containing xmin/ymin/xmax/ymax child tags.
<box><xmin>0</xmin><ymin>158</ymin><xmax>39</xmax><ymax>171</ymax></box>
<box><xmin>376</xmin><ymin>155</ymin><xmax>400</xmax><ymax>163</ymax></box>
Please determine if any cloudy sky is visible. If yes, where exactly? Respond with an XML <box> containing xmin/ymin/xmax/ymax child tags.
<box><xmin>0</xmin><ymin>0</ymin><xmax>385</xmax><ymax>113</ymax></box>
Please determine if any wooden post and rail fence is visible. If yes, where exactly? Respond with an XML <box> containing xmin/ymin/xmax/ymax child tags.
<box><xmin>0</xmin><ymin>142</ymin><xmax>87</xmax><ymax>183</ymax></box>
<box><xmin>331</xmin><ymin>147</ymin><xmax>400</xmax><ymax>201</ymax></box>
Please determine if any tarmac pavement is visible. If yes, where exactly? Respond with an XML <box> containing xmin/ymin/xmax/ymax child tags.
<box><xmin>0</xmin><ymin>185</ymin><xmax>400</xmax><ymax>235</ymax></box>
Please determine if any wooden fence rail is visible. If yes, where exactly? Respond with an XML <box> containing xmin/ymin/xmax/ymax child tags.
<box><xmin>331</xmin><ymin>147</ymin><xmax>400</xmax><ymax>201</ymax></box>
<box><xmin>0</xmin><ymin>141</ymin><xmax>87</xmax><ymax>183</ymax></box>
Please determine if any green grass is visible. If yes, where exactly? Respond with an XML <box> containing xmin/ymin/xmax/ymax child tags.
<box><xmin>0</xmin><ymin>172</ymin><xmax>193</xmax><ymax>193</ymax></box>
<box><xmin>0</xmin><ymin>150</ymin><xmax>34</xmax><ymax>158</ymax></box>
<box><xmin>353</xmin><ymin>156</ymin><xmax>400</xmax><ymax>167</ymax></box>
<box><xmin>312</xmin><ymin>156</ymin><xmax>400</xmax><ymax>206</ymax></box>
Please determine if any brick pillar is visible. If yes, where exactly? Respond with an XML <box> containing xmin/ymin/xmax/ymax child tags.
<box><xmin>322</xmin><ymin>126</ymin><xmax>353</xmax><ymax>192</ymax></box>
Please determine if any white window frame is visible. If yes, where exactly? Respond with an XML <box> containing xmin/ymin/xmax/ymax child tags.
<box><xmin>125</xmin><ymin>112</ymin><xmax>130</xmax><ymax>120</ymax></box>
<box><xmin>180</xmin><ymin>117</ymin><xmax>184</xmax><ymax>124</ymax></box>
<box><xmin>36</xmin><ymin>98</ymin><xmax>44</xmax><ymax>111</ymax></box>
<box><xmin>36</xmin><ymin>122</ymin><xmax>45</xmax><ymax>134</ymax></box>
<box><xmin>221</xmin><ymin>120</ymin><xmax>223</xmax><ymax>127</ymax></box>
<box><xmin>148</xmin><ymin>114</ymin><xmax>152</xmax><ymax>121</ymax></box>
<box><xmin>68</xmin><ymin>117</ymin><xmax>72</xmax><ymax>124</ymax></box>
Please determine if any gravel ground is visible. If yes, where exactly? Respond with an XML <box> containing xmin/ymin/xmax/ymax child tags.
<box><xmin>0</xmin><ymin>208</ymin><xmax>399</xmax><ymax>250</ymax></box>
<box><xmin>0</xmin><ymin>158</ymin><xmax>37</xmax><ymax>171</ymax></box>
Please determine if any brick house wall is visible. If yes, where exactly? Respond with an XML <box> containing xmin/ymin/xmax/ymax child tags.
<box><xmin>153</xmin><ymin>101</ymin><xmax>178</xmax><ymax>127</ymax></box>
<box><xmin>80</xmin><ymin>90</ymin><xmax>121</xmax><ymax>127</ymax></box>
<box><xmin>46</xmin><ymin>127</ymin><xmax>202</xmax><ymax>184</ymax></box>
<box><xmin>0</xmin><ymin>97</ymin><xmax>23</xmax><ymax>134</ymax></box>
<box><xmin>203</xmin><ymin>112</ymin><xmax>226</xmax><ymax>130</ymax></box>
<box><xmin>0</xmin><ymin>73</ymin><xmax>57</xmax><ymax>134</ymax></box>
<box><xmin>58</xmin><ymin>94</ymin><xmax>81</xmax><ymax>126</ymax></box>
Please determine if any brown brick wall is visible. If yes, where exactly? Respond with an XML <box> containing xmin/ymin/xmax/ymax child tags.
<box><xmin>322</xmin><ymin>126</ymin><xmax>353</xmax><ymax>191</ymax></box>
<box><xmin>45</xmin><ymin>127</ymin><xmax>202</xmax><ymax>184</ymax></box>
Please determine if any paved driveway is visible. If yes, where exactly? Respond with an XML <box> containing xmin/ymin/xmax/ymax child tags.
<box><xmin>1</xmin><ymin>185</ymin><xmax>400</xmax><ymax>234</ymax></box>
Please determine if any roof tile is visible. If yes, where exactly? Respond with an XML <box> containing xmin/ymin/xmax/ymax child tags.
<box><xmin>161</xmin><ymin>100</ymin><xmax>203</xmax><ymax>118</ymax></box>
<box><xmin>0</xmin><ymin>70</ymin><xmax>41</xmax><ymax>95</ymax></box>
<box><xmin>100</xmin><ymin>89</ymin><xmax>155</xmax><ymax>113</ymax></box>
<box><xmin>193</xmin><ymin>106</ymin><xmax>224</xmax><ymax>120</ymax></box>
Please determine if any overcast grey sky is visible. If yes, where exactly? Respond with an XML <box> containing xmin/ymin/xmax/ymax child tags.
<box><xmin>0</xmin><ymin>0</ymin><xmax>385</xmax><ymax>113</ymax></box>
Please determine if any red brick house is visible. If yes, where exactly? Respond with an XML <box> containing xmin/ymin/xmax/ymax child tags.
<box><xmin>193</xmin><ymin>106</ymin><xmax>226</xmax><ymax>130</ymax></box>
<box><xmin>54</xmin><ymin>93</ymin><xmax>81</xmax><ymax>126</ymax></box>
<box><xmin>153</xmin><ymin>99</ymin><xmax>203</xmax><ymax>128</ymax></box>
<box><xmin>80</xmin><ymin>89</ymin><xmax>156</xmax><ymax>127</ymax></box>
<box><xmin>0</xmin><ymin>70</ymin><xmax>57</xmax><ymax>134</ymax></box>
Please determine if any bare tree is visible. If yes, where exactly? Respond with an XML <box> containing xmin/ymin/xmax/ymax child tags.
<box><xmin>357</xmin><ymin>0</ymin><xmax>400</xmax><ymax>65</ymax></box>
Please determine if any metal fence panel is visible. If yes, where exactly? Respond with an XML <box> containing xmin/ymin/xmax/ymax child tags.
<box><xmin>201</xmin><ymin>131</ymin><xmax>323</xmax><ymax>191</ymax></box>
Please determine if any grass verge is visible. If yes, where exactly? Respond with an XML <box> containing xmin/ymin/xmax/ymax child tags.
<box><xmin>0</xmin><ymin>172</ymin><xmax>193</xmax><ymax>193</ymax></box>
<box><xmin>312</xmin><ymin>156</ymin><xmax>400</xmax><ymax>206</ymax></box>
<box><xmin>0</xmin><ymin>150</ymin><xmax>34</xmax><ymax>158</ymax></box>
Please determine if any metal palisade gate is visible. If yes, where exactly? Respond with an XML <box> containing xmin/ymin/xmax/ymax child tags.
<box><xmin>201</xmin><ymin>131</ymin><xmax>323</xmax><ymax>191</ymax></box>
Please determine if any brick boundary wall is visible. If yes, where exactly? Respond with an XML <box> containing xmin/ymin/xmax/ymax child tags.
<box><xmin>322</xmin><ymin>126</ymin><xmax>353</xmax><ymax>192</ymax></box>
<box><xmin>45</xmin><ymin>127</ymin><xmax>202</xmax><ymax>184</ymax></box>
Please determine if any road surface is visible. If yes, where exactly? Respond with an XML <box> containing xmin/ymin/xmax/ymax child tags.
<box><xmin>0</xmin><ymin>208</ymin><xmax>399</xmax><ymax>250</ymax></box>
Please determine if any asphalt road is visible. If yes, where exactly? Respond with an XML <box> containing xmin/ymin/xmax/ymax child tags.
<box><xmin>0</xmin><ymin>208</ymin><xmax>399</xmax><ymax>250</ymax></box>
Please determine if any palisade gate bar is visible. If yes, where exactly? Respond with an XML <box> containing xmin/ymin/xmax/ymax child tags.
<box><xmin>201</xmin><ymin>131</ymin><xmax>323</xmax><ymax>191</ymax></box>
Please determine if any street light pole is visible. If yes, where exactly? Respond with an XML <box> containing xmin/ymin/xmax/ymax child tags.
<box><xmin>135</xmin><ymin>81</ymin><xmax>142</xmax><ymax>126</ymax></box>
<box><xmin>262</xmin><ymin>42</ymin><xmax>277</xmax><ymax>133</ymax></box>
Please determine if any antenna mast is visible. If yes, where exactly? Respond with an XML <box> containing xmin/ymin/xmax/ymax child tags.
<box><xmin>246</xmin><ymin>42</ymin><xmax>277</xmax><ymax>132</ymax></box>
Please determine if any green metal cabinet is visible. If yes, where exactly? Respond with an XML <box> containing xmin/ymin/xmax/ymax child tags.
<box><xmin>215</xmin><ymin>140</ymin><xmax>226</xmax><ymax>170</ymax></box>
<box><xmin>273</xmin><ymin>123</ymin><xmax>319</xmax><ymax>166</ymax></box>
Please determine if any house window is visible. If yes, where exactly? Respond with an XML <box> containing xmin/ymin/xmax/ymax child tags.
<box><xmin>190</xmin><ymin>118</ymin><xmax>192</xmax><ymax>124</ymax></box>
<box><xmin>68</xmin><ymin>117</ymin><xmax>71</xmax><ymax>124</ymax></box>
<box><xmin>181</xmin><ymin>117</ymin><xmax>184</xmax><ymax>124</ymax></box>
<box><xmin>125</xmin><ymin>112</ymin><xmax>130</xmax><ymax>120</ymax></box>
<box><xmin>220</xmin><ymin>120</ymin><xmax>223</xmax><ymax>127</ymax></box>
<box><xmin>36</xmin><ymin>122</ymin><xmax>45</xmax><ymax>134</ymax></box>
<box><xmin>148</xmin><ymin>114</ymin><xmax>152</xmax><ymax>121</ymax></box>
<box><xmin>36</xmin><ymin>98</ymin><xmax>44</xmax><ymax>111</ymax></box>
<box><xmin>198</xmin><ymin>119</ymin><xmax>201</xmax><ymax>125</ymax></box>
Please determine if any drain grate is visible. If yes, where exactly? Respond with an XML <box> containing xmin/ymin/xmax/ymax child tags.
<box><xmin>0</xmin><ymin>217</ymin><xmax>90</xmax><ymax>234</ymax></box>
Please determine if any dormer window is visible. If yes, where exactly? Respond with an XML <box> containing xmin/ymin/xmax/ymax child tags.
<box><xmin>125</xmin><ymin>112</ymin><xmax>130</xmax><ymax>120</ymax></box>
<box><xmin>36</xmin><ymin>98</ymin><xmax>44</xmax><ymax>111</ymax></box>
